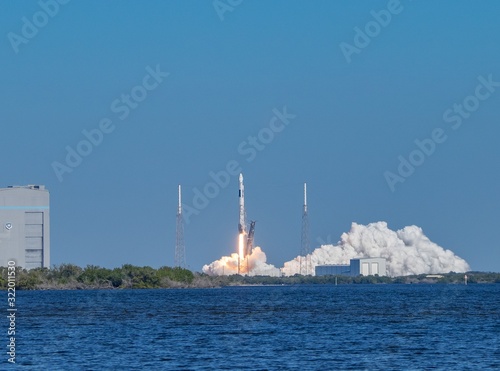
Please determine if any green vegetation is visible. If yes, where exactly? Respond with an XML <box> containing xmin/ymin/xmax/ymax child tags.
<box><xmin>201</xmin><ymin>272</ymin><xmax>500</xmax><ymax>286</ymax></box>
<box><xmin>0</xmin><ymin>264</ymin><xmax>195</xmax><ymax>290</ymax></box>
<box><xmin>0</xmin><ymin>266</ymin><xmax>498</xmax><ymax>290</ymax></box>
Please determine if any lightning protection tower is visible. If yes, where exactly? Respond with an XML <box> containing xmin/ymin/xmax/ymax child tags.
<box><xmin>175</xmin><ymin>184</ymin><xmax>186</xmax><ymax>268</ymax></box>
<box><xmin>300</xmin><ymin>183</ymin><xmax>310</xmax><ymax>275</ymax></box>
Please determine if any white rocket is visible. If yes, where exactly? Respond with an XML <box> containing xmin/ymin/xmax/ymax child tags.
<box><xmin>238</xmin><ymin>173</ymin><xmax>246</xmax><ymax>234</ymax></box>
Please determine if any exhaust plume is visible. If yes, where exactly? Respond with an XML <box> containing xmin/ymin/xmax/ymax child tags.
<box><xmin>203</xmin><ymin>246</ymin><xmax>281</xmax><ymax>276</ymax></box>
<box><xmin>282</xmin><ymin>222</ymin><xmax>470</xmax><ymax>276</ymax></box>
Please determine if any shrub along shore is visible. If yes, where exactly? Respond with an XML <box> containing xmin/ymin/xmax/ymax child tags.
<box><xmin>0</xmin><ymin>264</ymin><xmax>499</xmax><ymax>290</ymax></box>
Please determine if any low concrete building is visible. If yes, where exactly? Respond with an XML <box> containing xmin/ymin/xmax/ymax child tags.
<box><xmin>315</xmin><ymin>258</ymin><xmax>387</xmax><ymax>277</ymax></box>
<box><xmin>315</xmin><ymin>264</ymin><xmax>351</xmax><ymax>276</ymax></box>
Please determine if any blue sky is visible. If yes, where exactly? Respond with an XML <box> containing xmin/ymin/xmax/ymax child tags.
<box><xmin>1</xmin><ymin>0</ymin><xmax>499</xmax><ymax>272</ymax></box>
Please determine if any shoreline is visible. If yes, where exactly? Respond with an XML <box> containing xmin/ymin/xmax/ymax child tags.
<box><xmin>1</xmin><ymin>265</ymin><xmax>498</xmax><ymax>290</ymax></box>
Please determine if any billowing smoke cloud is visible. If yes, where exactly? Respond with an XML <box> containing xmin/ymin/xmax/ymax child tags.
<box><xmin>203</xmin><ymin>247</ymin><xmax>281</xmax><ymax>276</ymax></box>
<box><xmin>282</xmin><ymin>222</ymin><xmax>470</xmax><ymax>277</ymax></box>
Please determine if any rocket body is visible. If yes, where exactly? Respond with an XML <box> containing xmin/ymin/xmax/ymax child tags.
<box><xmin>238</xmin><ymin>173</ymin><xmax>246</xmax><ymax>234</ymax></box>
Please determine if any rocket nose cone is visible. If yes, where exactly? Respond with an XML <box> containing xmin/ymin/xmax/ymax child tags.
<box><xmin>239</xmin><ymin>173</ymin><xmax>243</xmax><ymax>182</ymax></box>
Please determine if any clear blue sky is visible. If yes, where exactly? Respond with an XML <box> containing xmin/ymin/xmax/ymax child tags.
<box><xmin>1</xmin><ymin>0</ymin><xmax>499</xmax><ymax>272</ymax></box>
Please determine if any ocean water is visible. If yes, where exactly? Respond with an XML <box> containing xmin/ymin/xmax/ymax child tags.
<box><xmin>12</xmin><ymin>284</ymin><xmax>500</xmax><ymax>370</ymax></box>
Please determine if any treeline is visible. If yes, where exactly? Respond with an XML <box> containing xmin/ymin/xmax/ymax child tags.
<box><xmin>0</xmin><ymin>266</ymin><xmax>499</xmax><ymax>290</ymax></box>
<box><xmin>207</xmin><ymin>271</ymin><xmax>500</xmax><ymax>286</ymax></box>
<box><xmin>0</xmin><ymin>264</ymin><xmax>198</xmax><ymax>290</ymax></box>
<box><xmin>399</xmin><ymin>271</ymin><xmax>500</xmax><ymax>284</ymax></box>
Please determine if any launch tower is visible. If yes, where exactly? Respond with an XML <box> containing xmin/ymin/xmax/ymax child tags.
<box><xmin>175</xmin><ymin>184</ymin><xmax>186</xmax><ymax>268</ymax></box>
<box><xmin>299</xmin><ymin>183</ymin><xmax>310</xmax><ymax>275</ymax></box>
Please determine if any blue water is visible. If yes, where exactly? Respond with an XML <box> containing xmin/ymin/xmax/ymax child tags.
<box><xmin>11</xmin><ymin>284</ymin><xmax>500</xmax><ymax>370</ymax></box>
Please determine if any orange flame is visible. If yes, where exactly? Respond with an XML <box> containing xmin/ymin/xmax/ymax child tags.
<box><xmin>238</xmin><ymin>233</ymin><xmax>244</xmax><ymax>269</ymax></box>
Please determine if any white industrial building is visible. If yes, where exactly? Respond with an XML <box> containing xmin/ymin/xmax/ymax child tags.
<box><xmin>0</xmin><ymin>185</ymin><xmax>50</xmax><ymax>269</ymax></box>
<box><xmin>315</xmin><ymin>258</ymin><xmax>387</xmax><ymax>277</ymax></box>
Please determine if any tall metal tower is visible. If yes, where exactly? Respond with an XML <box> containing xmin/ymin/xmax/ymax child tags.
<box><xmin>300</xmin><ymin>182</ymin><xmax>310</xmax><ymax>275</ymax></box>
<box><xmin>175</xmin><ymin>184</ymin><xmax>186</xmax><ymax>268</ymax></box>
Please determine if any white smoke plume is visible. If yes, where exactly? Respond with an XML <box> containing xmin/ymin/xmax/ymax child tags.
<box><xmin>203</xmin><ymin>246</ymin><xmax>281</xmax><ymax>277</ymax></box>
<box><xmin>282</xmin><ymin>222</ymin><xmax>470</xmax><ymax>277</ymax></box>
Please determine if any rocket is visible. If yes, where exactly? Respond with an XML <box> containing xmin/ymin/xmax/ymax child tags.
<box><xmin>237</xmin><ymin>172</ymin><xmax>256</xmax><ymax>264</ymax></box>
<box><xmin>238</xmin><ymin>173</ymin><xmax>246</xmax><ymax>234</ymax></box>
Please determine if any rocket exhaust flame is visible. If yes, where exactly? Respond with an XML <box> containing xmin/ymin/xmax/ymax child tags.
<box><xmin>238</xmin><ymin>233</ymin><xmax>245</xmax><ymax>273</ymax></box>
<box><xmin>203</xmin><ymin>246</ymin><xmax>281</xmax><ymax>276</ymax></box>
<box><xmin>238</xmin><ymin>233</ymin><xmax>244</xmax><ymax>259</ymax></box>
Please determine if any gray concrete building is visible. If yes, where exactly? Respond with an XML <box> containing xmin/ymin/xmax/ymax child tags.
<box><xmin>0</xmin><ymin>185</ymin><xmax>50</xmax><ymax>269</ymax></box>
<box><xmin>315</xmin><ymin>264</ymin><xmax>351</xmax><ymax>276</ymax></box>
<box><xmin>350</xmin><ymin>257</ymin><xmax>386</xmax><ymax>276</ymax></box>
<box><xmin>315</xmin><ymin>258</ymin><xmax>387</xmax><ymax>277</ymax></box>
